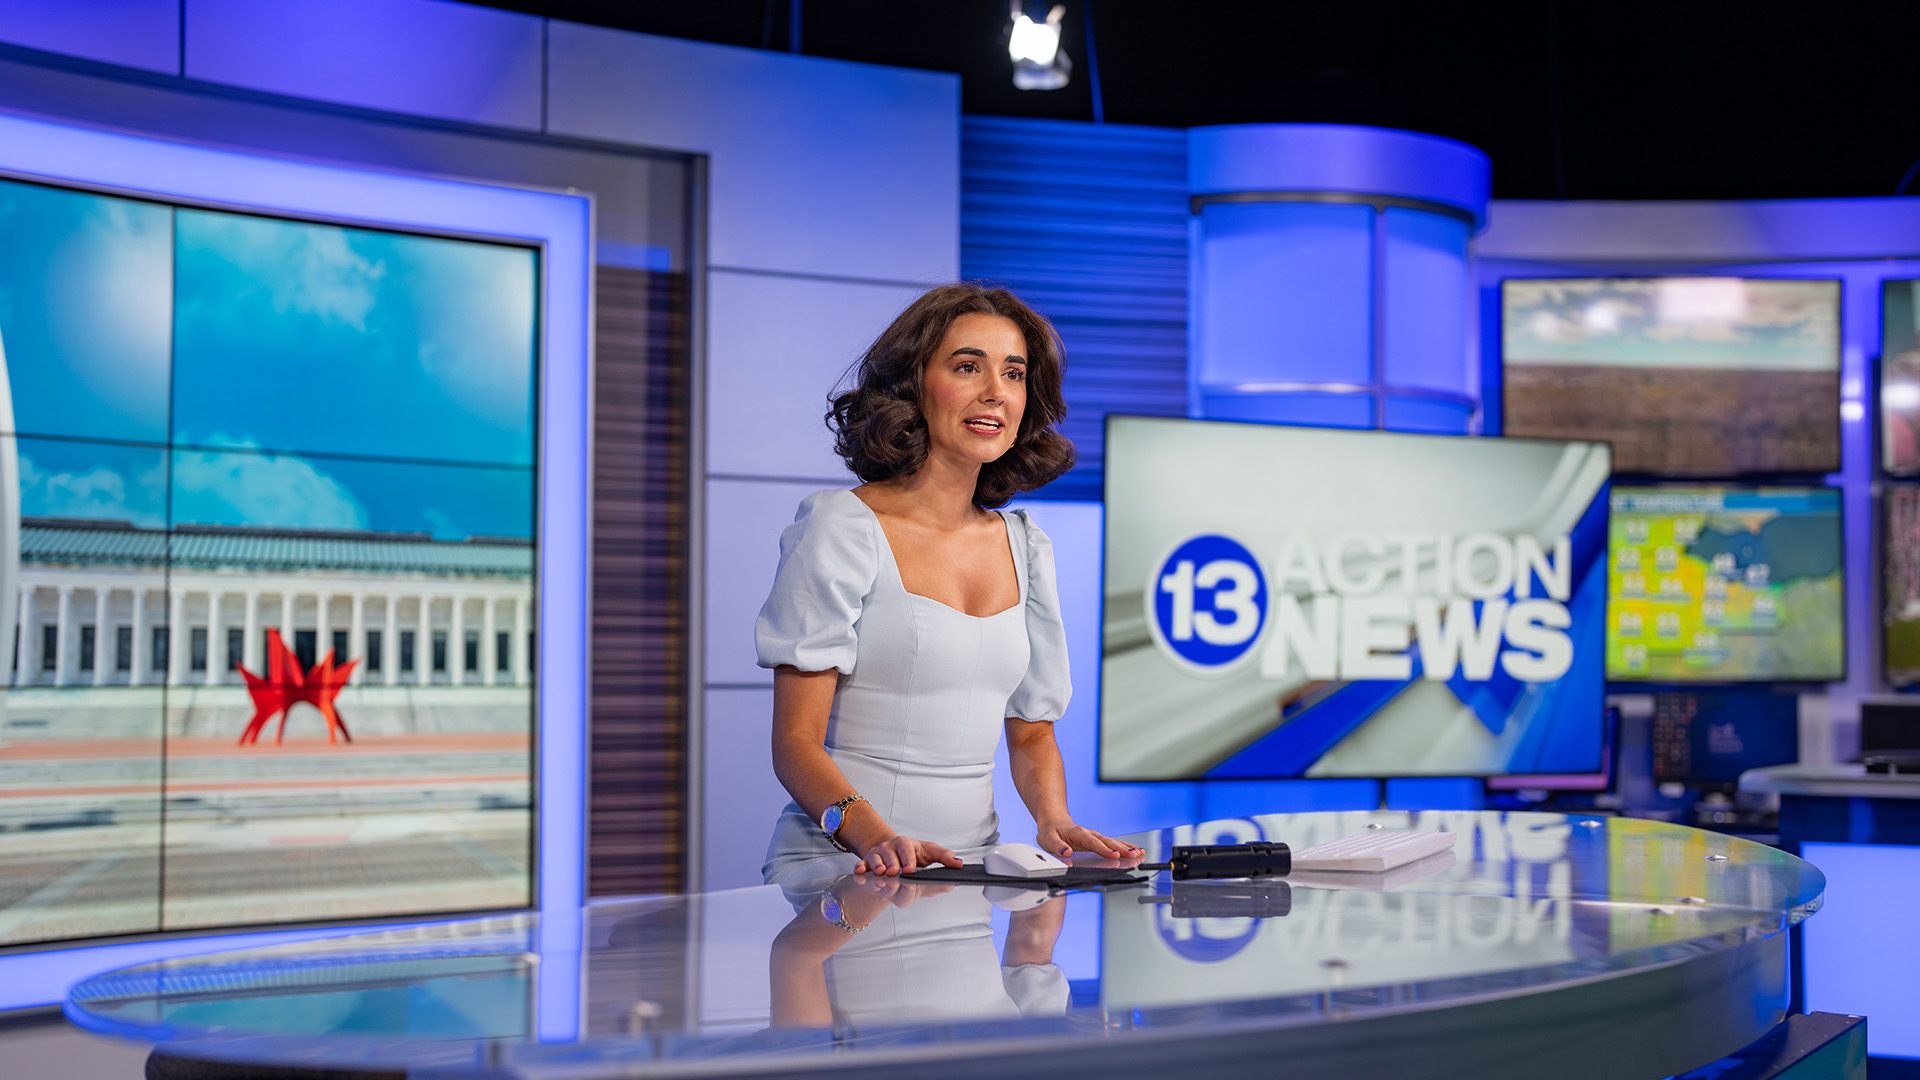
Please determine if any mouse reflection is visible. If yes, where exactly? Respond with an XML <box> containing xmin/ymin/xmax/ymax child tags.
<box><xmin>770</xmin><ymin>875</ymin><xmax>1069</xmax><ymax>1031</ymax></box>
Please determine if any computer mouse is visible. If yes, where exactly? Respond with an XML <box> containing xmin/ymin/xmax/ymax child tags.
<box><xmin>983</xmin><ymin>842</ymin><xmax>1070</xmax><ymax>879</ymax></box>
<box><xmin>983</xmin><ymin>884</ymin><xmax>1055</xmax><ymax>911</ymax></box>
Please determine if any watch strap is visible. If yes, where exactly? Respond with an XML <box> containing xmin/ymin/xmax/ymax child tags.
<box><xmin>820</xmin><ymin>793</ymin><xmax>867</xmax><ymax>853</ymax></box>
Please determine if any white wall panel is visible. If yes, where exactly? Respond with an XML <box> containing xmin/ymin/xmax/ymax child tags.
<box><xmin>991</xmin><ymin>500</ymin><xmax>1197</xmax><ymax>845</ymax></box>
<box><xmin>704</xmin><ymin>478</ymin><xmax>829</xmax><ymax>688</ymax></box>
<box><xmin>0</xmin><ymin>0</ymin><xmax>178</xmax><ymax>74</ymax></box>
<box><xmin>707</xmin><ymin>270</ymin><xmax>918</xmax><ymax>482</ymax></box>
<box><xmin>545</xmin><ymin>22</ymin><xmax>958</xmax><ymax>282</ymax></box>
<box><xmin>185</xmin><ymin>0</ymin><xmax>543</xmax><ymax>129</ymax></box>
<box><xmin>700</xmin><ymin>687</ymin><xmax>785</xmax><ymax>891</ymax></box>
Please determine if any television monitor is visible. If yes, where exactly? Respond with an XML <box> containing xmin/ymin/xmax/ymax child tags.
<box><xmin>1883</xmin><ymin>279</ymin><xmax>1920</xmax><ymax>477</ymax></box>
<box><xmin>1501</xmin><ymin>277</ymin><xmax>1841</xmax><ymax>476</ymax></box>
<box><xmin>1860</xmin><ymin>700</ymin><xmax>1920</xmax><ymax>755</ymax></box>
<box><xmin>1607</xmin><ymin>486</ymin><xmax>1844</xmax><ymax>683</ymax></box>
<box><xmin>1485</xmin><ymin>706</ymin><xmax>1620</xmax><ymax>793</ymax></box>
<box><xmin>1884</xmin><ymin>485</ymin><xmax>1920</xmax><ymax>687</ymax></box>
<box><xmin>0</xmin><ymin>172</ymin><xmax>539</xmax><ymax>947</ymax></box>
<box><xmin>1650</xmin><ymin>689</ymin><xmax>1800</xmax><ymax>792</ymax></box>
<box><xmin>1100</xmin><ymin>416</ymin><xmax>1611</xmax><ymax>781</ymax></box>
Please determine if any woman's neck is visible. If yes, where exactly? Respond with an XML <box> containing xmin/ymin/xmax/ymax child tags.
<box><xmin>871</xmin><ymin>452</ymin><xmax>983</xmax><ymax>528</ymax></box>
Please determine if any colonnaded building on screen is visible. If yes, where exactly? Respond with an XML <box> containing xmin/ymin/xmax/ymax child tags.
<box><xmin>10</xmin><ymin>517</ymin><xmax>534</xmax><ymax>703</ymax></box>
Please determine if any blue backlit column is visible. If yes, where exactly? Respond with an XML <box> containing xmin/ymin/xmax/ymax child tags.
<box><xmin>1189</xmin><ymin>125</ymin><xmax>1491</xmax><ymax>433</ymax></box>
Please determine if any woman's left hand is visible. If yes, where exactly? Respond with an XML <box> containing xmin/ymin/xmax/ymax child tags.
<box><xmin>1035</xmin><ymin>820</ymin><xmax>1143</xmax><ymax>861</ymax></box>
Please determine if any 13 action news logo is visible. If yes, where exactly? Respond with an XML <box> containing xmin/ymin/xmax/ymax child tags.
<box><xmin>1148</xmin><ymin>531</ymin><xmax>1576</xmax><ymax>682</ymax></box>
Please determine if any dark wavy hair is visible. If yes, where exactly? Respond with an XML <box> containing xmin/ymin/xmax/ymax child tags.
<box><xmin>827</xmin><ymin>282</ymin><xmax>1076</xmax><ymax>508</ymax></box>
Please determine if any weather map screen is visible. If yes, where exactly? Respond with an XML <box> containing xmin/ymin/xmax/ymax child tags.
<box><xmin>1502</xmin><ymin>277</ymin><xmax>1840</xmax><ymax>476</ymax></box>
<box><xmin>1100</xmin><ymin>416</ymin><xmax>1611</xmax><ymax>781</ymax></box>
<box><xmin>1607</xmin><ymin>487</ymin><xmax>1843</xmax><ymax>683</ymax></box>
<box><xmin>0</xmin><ymin>175</ymin><xmax>538</xmax><ymax>946</ymax></box>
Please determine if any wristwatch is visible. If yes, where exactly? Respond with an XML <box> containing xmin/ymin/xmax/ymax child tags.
<box><xmin>819</xmin><ymin>794</ymin><xmax>866</xmax><ymax>853</ymax></box>
<box><xmin>819</xmin><ymin>894</ymin><xmax>860</xmax><ymax>933</ymax></box>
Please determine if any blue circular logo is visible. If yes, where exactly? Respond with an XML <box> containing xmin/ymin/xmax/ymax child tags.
<box><xmin>1147</xmin><ymin>534</ymin><xmax>1268</xmax><ymax>673</ymax></box>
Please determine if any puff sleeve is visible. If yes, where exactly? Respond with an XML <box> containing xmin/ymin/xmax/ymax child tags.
<box><xmin>754</xmin><ymin>490</ymin><xmax>878</xmax><ymax>676</ymax></box>
<box><xmin>1006</xmin><ymin>509</ymin><xmax>1072</xmax><ymax>722</ymax></box>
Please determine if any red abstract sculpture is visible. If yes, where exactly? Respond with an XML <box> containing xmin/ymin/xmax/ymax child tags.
<box><xmin>236</xmin><ymin>628</ymin><xmax>358</xmax><ymax>746</ymax></box>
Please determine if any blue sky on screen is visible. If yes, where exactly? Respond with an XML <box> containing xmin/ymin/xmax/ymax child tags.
<box><xmin>1503</xmin><ymin>278</ymin><xmax>1839</xmax><ymax>370</ymax></box>
<box><xmin>169</xmin><ymin>448</ymin><xmax>534</xmax><ymax>540</ymax></box>
<box><xmin>13</xmin><ymin>436</ymin><xmax>531</xmax><ymax>541</ymax></box>
<box><xmin>171</xmin><ymin>208</ymin><xmax>538</xmax><ymax>468</ymax></box>
<box><xmin>1</xmin><ymin>180</ymin><xmax>538</xmax><ymax>542</ymax></box>
<box><xmin>12</xmin><ymin>437</ymin><xmax>166</xmax><ymax>528</ymax></box>
<box><xmin>0</xmin><ymin>178</ymin><xmax>170</xmax><ymax>442</ymax></box>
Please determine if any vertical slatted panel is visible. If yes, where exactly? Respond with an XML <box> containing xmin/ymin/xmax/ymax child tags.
<box><xmin>590</xmin><ymin>266</ymin><xmax>689</xmax><ymax>896</ymax></box>
<box><xmin>961</xmin><ymin>116</ymin><xmax>1190</xmax><ymax>500</ymax></box>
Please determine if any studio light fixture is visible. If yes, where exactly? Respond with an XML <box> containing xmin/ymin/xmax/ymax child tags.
<box><xmin>1009</xmin><ymin>3</ymin><xmax>1071</xmax><ymax>90</ymax></box>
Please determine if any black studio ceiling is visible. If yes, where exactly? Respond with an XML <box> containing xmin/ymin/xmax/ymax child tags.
<box><xmin>476</xmin><ymin>0</ymin><xmax>1920</xmax><ymax>202</ymax></box>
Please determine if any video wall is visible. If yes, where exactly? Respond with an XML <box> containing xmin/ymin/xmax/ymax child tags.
<box><xmin>0</xmin><ymin>174</ymin><xmax>539</xmax><ymax>947</ymax></box>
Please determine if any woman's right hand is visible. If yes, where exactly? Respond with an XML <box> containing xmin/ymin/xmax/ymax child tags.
<box><xmin>851</xmin><ymin>833</ymin><xmax>963</xmax><ymax>876</ymax></box>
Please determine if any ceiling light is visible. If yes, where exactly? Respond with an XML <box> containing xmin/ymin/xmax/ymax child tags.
<box><xmin>1009</xmin><ymin>4</ymin><xmax>1071</xmax><ymax>91</ymax></box>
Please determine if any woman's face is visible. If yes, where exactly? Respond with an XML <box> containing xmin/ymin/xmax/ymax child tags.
<box><xmin>919</xmin><ymin>312</ymin><xmax>1029</xmax><ymax>470</ymax></box>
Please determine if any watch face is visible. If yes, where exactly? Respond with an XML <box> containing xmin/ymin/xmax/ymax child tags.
<box><xmin>821</xmin><ymin>897</ymin><xmax>844</xmax><ymax>924</ymax></box>
<box><xmin>822</xmin><ymin>804</ymin><xmax>844</xmax><ymax>834</ymax></box>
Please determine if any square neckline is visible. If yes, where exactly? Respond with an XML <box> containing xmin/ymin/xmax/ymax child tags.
<box><xmin>846</xmin><ymin>490</ymin><xmax>1023</xmax><ymax>620</ymax></box>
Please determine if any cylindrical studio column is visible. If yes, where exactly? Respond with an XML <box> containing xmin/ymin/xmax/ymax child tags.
<box><xmin>1188</xmin><ymin>125</ymin><xmax>1490</xmax><ymax>433</ymax></box>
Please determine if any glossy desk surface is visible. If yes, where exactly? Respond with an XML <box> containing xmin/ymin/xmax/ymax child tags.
<box><xmin>65</xmin><ymin>811</ymin><xmax>1825</xmax><ymax>1079</ymax></box>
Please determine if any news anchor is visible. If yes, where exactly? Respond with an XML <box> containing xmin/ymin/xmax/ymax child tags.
<box><xmin>754</xmin><ymin>283</ymin><xmax>1141</xmax><ymax>884</ymax></box>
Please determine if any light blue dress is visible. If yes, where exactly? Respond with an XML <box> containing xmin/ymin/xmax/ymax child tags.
<box><xmin>755</xmin><ymin>489</ymin><xmax>1072</xmax><ymax>886</ymax></box>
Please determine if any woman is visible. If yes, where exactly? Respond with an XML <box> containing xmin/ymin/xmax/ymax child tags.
<box><xmin>756</xmin><ymin>283</ymin><xmax>1142</xmax><ymax>884</ymax></box>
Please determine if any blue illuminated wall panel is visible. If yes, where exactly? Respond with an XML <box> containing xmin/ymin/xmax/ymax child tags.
<box><xmin>1802</xmin><ymin>841</ymin><xmax>1920</xmax><ymax>1059</ymax></box>
<box><xmin>1193</xmin><ymin>201</ymin><xmax>1375</xmax><ymax>390</ymax></box>
<box><xmin>547</xmin><ymin>22</ymin><xmax>958</xmax><ymax>283</ymax></box>
<box><xmin>184</xmin><ymin>0</ymin><xmax>544</xmax><ymax>130</ymax></box>
<box><xmin>1382</xmin><ymin>207</ymin><xmax>1473</xmax><ymax>413</ymax></box>
<box><xmin>0</xmin><ymin>0</ymin><xmax>179</xmax><ymax>74</ymax></box>
<box><xmin>959</xmin><ymin>117</ymin><xmax>1189</xmax><ymax>501</ymax></box>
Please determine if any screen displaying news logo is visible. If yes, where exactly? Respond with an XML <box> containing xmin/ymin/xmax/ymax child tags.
<box><xmin>1102</xmin><ymin>417</ymin><xmax>1610</xmax><ymax>782</ymax></box>
<box><xmin>1149</xmin><ymin>531</ymin><xmax>1576</xmax><ymax>683</ymax></box>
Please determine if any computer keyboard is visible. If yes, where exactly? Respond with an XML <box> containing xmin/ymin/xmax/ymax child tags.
<box><xmin>1290</xmin><ymin>829</ymin><xmax>1458</xmax><ymax>872</ymax></box>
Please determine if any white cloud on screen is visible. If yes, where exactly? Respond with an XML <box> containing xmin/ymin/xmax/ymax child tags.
<box><xmin>16</xmin><ymin>452</ymin><xmax>164</xmax><ymax>528</ymax></box>
<box><xmin>182</xmin><ymin>213</ymin><xmax>387</xmax><ymax>331</ymax></box>
<box><xmin>170</xmin><ymin>439</ymin><xmax>368</xmax><ymax>531</ymax></box>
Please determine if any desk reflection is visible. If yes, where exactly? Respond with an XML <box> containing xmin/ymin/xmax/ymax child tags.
<box><xmin>770</xmin><ymin>876</ymin><xmax>1069</xmax><ymax>1032</ymax></box>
